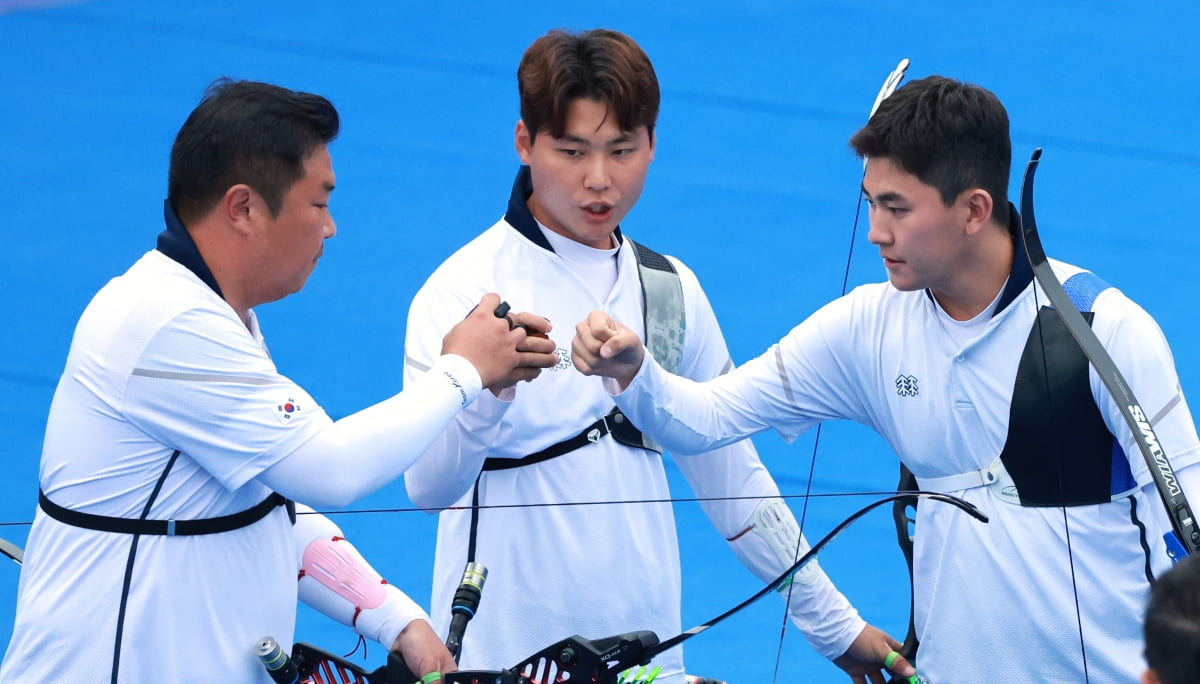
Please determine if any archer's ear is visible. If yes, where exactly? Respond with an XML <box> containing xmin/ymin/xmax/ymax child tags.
<box><xmin>961</xmin><ymin>188</ymin><xmax>995</xmax><ymax>236</ymax></box>
<box><xmin>222</xmin><ymin>184</ymin><xmax>257</xmax><ymax>237</ymax></box>
<box><xmin>515</xmin><ymin>120</ymin><xmax>533</xmax><ymax>165</ymax></box>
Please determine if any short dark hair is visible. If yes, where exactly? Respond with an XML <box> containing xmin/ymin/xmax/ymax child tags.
<box><xmin>1144</xmin><ymin>554</ymin><xmax>1200</xmax><ymax>684</ymax></box>
<box><xmin>517</xmin><ymin>28</ymin><xmax>659</xmax><ymax>142</ymax></box>
<box><xmin>849</xmin><ymin>75</ymin><xmax>1010</xmax><ymax>227</ymax></box>
<box><xmin>167</xmin><ymin>78</ymin><xmax>339</xmax><ymax>226</ymax></box>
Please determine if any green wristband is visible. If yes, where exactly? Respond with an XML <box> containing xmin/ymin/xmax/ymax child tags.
<box><xmin>420</xmin><ymin>672</ymin><xmax>442</xmax><ymax>684</ymax></box>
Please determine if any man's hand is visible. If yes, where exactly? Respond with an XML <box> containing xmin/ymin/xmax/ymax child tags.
<box><xmin>831</xmin><ymin>625</ymin><xmax>916</xmax><ymax>684</ymax></box>
<box><xmin>571</xmin><ymin>311</ymin><xmax>645</xmax><ymax>390</ymax></box>
<box><xmin>442</xmin><ymin>294</ymin><xmax>558</xmax><ymax>390</ymax></box>
<box><xmin>390</xmin><ymin>619</ymin><xmax>458</xmax><ymax>683</ymax></box>
<box><xmin>486</xmin><ymin>307</ymin><xmax>558</xmax><ymax>395</ymax></box>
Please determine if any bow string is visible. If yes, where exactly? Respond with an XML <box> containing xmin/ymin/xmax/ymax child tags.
<box><xmin>1019</xmin><ymin>148</ymin><xmax>1199</xmax><ymax>680</ymax></box>
<box><xmin>777</xmin><ymin>57</ymin><xmax>911</xmax><ymax>683</ymax></box>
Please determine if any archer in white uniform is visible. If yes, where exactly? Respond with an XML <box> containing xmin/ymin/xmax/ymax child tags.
<box><xmin>404</xmin><ymin>28</ymin><xmax>912</xmax><ymax>684</ymax></box>
<box><xmin>0</xmin><ymin>80</ymin><xmax>556</xmax><ymax>684</ymax></box>
<box><xmin>573</xmin><ymin>75</ymin><xmax>1200</xmax><ymax>684</ymax></box>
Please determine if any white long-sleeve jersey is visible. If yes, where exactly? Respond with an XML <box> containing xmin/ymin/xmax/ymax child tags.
<box><xmin>609</xmin><ymin>256</ymin><xmax>1200</xmax><ymax>683</ymax></box>
<box><xmin>403</xmin><ymin>168</ymin><xmax>864</xmax><ymax>682</ymax></box>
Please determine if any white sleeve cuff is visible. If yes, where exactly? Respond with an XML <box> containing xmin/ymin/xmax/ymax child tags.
<box><xmin>430</xmin><ymin>354</ymin><xmax>484</xmax><ymax>408</ymax></box>
<box><xmin>781</xmin><ymin>569</ymin><xmax>867</xmax><ymax>660</ymax></box>
<box><xmin>601</xmin><ymin>346</ymin><xmax>660</xmax><ymax>397</ymax></box>
<box><xmin>723</xmin><ymin>500</ymin><xmax>866</xmax><ymax>660</ymax></box>
<box><xmin>355</xmin><ymin>584</ymin><xmax>430</xmax><ymax>649</ymax></box>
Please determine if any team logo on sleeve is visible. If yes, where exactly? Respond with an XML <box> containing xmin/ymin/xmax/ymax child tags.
<box><xmin>275</xmin><ymin>398</ymin><xmax>302</xmax><ymax>424</ymax></box>
<box><xmin>895</xmin><ymin>374</ymin><xmax>919</xmax><ymax>397</ymax></box>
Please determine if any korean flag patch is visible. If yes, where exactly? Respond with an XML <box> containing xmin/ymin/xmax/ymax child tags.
<box><xmin>275</xmin><ymin>398</ymin><xmax>302</xmax><ymax>424</ymax></box>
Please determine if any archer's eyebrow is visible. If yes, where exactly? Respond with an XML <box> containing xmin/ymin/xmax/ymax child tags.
<box><xmin>862</xmin><ymin>185</ymin><xmax>904</xmax><ymax>204</ymax></box>
<box><xmin>558</xmin><ymin>132</ymin><xmax>637</xmax><ymax>147</ymax></box>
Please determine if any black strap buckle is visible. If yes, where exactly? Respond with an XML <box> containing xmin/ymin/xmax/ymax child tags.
<box><xmin>481</xmin><ymin>407</ymin><xmax>645</xmax><ymax>472</ymax></box>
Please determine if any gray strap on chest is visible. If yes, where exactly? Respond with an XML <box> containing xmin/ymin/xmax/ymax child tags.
<box><xmin>630</xmin><ymin>238</ymin><xmax>685</xmax><ymax>374</ymax></box>
<box><xmin>468</xmin><ymin>238</ymin><xmax>687</xmax><ymax>559</ymax></box>
<box><xmin>629</xmin><ymin>238</ymin><xmax>685</xmax><ymax>455</ymax></box>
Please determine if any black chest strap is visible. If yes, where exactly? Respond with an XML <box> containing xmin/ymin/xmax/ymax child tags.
<box><xmin>478</xmin><ymin>239</ymin><xmax>680</xmax><ymax>473</ymax></box>
<box><xmin>44</xmin><ymin>449</ymin><xmax>295</xmax><ymax>683</ymax></box>
<box><xmin>39</xmin><ymin>488</ymin><xmax>293</xmax><ymax>536</ymax></box>
<box><xmin>481</xmin><ymin>407</ymin><xmax>647</xmax><ymax>472</ymax></box>
<box><xmin>466</xmin><ymin>238</ymin><xmax>683</xmax><ymax>563</ymax></box>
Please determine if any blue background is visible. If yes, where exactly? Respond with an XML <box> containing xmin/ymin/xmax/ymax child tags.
<box><xmin>2</xmin><ymin>1</ymin><xmax>1198</xmax><ymax>680</ymax></box>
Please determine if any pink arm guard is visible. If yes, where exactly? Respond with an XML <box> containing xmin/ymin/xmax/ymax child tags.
<box><xmin>293</xmin><ymin>508</ymin><xmax>429</xmax><ymax>648</ymax></box>
<box><xmin>301</xmin><ymin>536</ymin><xmax>389</xmax><ymax>620</ymax></box>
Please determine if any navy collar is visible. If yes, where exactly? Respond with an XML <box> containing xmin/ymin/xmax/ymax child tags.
<box><xmin>156</xmin><ymin>200</ymin><xmax>224</xmax><ymax>298</ymax></box>
<box><xmin>992</xmin><ymin>202</ymin><xmax>1033</xmax><ymax>316</ymax></box>
<box><xmin>923</xmin><ymin>202</ymin><xmax>1031</xmax><ymax>318</ymax></box>
<box><xmin>503</xmin><ymin>165</ymin><xmax>624</xmax><ymax>253</ymax></box>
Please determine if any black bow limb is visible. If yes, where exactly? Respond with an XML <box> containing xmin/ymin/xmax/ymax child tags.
<box><xmin>1019</xmin><ymin>149</ymin><xmax>1199</xmax><ymax>557</ymax></box>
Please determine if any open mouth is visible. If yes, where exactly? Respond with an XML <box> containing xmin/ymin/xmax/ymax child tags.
<box><xmin>583</xmin><ymin>203</ymin><xmax>612</xmax><ymax>218</ymax></box>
